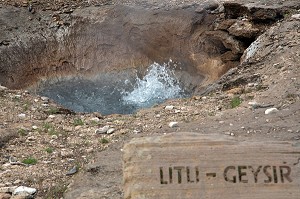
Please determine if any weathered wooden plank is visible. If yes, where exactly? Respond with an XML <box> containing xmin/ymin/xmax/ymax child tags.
<box><xmin>123</xmin><ymin>133</ymin><xmax>300</xmax><ymax>199</ymax></box>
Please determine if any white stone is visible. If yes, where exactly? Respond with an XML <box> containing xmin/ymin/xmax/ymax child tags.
<box><xmin>0</xmin><ymin>85</ymin><xmax>8</xmax><ymax>91</ymax></box>
<box><xmin>291</xmin><ymin>14</ymin><xmax>300</xmax><ymax>20</ymax></box>
<box><xmin>51</xmin><ymin>135</ymin><xmax>58</xmax><ymax>140</ymax></box>
<box><xmin>48</xmin><ymin>115</ymin><xmax>55</xmax><ymax>119</ymax></box>
<box><xmin>90</xmin><ymin>117</ymin><xmax>100</xmax><ymax>122</ymax></box>
<box><xmin>18</xmin><ymin>114</ymin><xmax>26</xmax><ymax>119</ymax></box>
<box><xmin>13</xmin><ymin>186</ymin><xmax>36</xmax><ymax>196</ymax></box>
<box><xmin>74</xmin><ymin>126</ymin><xmax>81</xmax><ymax>130</ymax></box>
<box><xmin>165</xmin><ymin>105</ymin><xmax>174</xmax><ymax>110</ymax></box>
<box><xmin>41</xmin><ymin>96</ymin><xmax>49</xmax><ymax>101</ymax></box>
<box><xmin>107</xmin><ymin>128</ymin><xmax>115</xmax><ymax>134</ymax></box>
<box><xmin>247</xmin><ymin>83</ymin><xmax>255</xmax><ymax>87</ymax></box>
<box><xmin>168</xmin><ymin>122</ymin><xmax>179</xmax><ymax>128</ymax></box>
<box><xmin>26</xmin><ymin>136</ymin><xmax>35</xmax><ymax>141</ymax></box>
<box><xmin>95</xmin><ymin>125</ymin><xmax>110</xmax><ymax>134</ymax></box>
<box><xmin>248</xmin><ymin>101</ymin><xmax>258</xmax><ymax>106</ymax></box>
<box><xmin>265</xmin><ymin>108</ymin><xmax>279</xmax><ymax>115</ymax></box>
<box><xmin>32</xmin><ymin>125</ymin><xmax>38</xmax><ymax>130</ymax></box>
<box><xmin>133</xmin><ymin>130</ymin><xmax>141</xmax><ymax>134</ymax></box>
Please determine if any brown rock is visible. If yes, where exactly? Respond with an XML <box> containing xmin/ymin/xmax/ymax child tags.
<box><xmin>216</xmin><ymin>19</ymin><xmax>237</xmax><ymax>30</ymax></box>
<box><xmin>205</xmin><ymin>30</ymin><xmax>245</xmax><ymax>54</ymax></box>
<box><xmin>0</xmin><ymin>186</ymin><xmax>17</xmax><ymax>193</ymax></box>
<box><xmin>0</xmin><ymin>193</ymin><xmax>11</xmax><ymax>199</ymax></box>
<box><xmin>124</xmin><ymin>133</ymin><xmax>300</xmax><ymax>199</ymax></box>
<box><xmin>10</xmin><ymin>196</ymin><xmax>26</xmax><ymax>199</ymax></box>
<box><xmin>60</xmin><ymin>149</ymin><xmax>74</xmax><ymax>158</ymax></box>
<box><xmin>228</xmin><ymin>20</ymin><xmax>260</xmax><ymax>38</ymax></box>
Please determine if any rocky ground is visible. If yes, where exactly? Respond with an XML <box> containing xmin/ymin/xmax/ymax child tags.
<box><xmin>0</xmin><ymin>0</ymin><xmax>300</xmax><ymax>199</ymax></box>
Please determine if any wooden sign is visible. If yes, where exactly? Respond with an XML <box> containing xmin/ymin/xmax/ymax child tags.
<box><xmin>123</xmin><ymin>133</ymin><xmax>300</xmax><ymax>199</ymax></box>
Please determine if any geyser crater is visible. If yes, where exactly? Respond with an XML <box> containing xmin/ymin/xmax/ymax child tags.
<box><xmin>0</xmin><ymin>4</ymin><xmax>263</xmax><ymax>115</ymax></box>
<box><xmin>36</xmin><ymin>61</ymin><xmax>197</xmax><ymax>115</ymax></box>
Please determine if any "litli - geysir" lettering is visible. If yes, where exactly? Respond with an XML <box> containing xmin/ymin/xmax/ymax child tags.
<box><xmin>159</xmin><ymin>165</ymin><xmax>293</xmax><ymax>185</ymax></box>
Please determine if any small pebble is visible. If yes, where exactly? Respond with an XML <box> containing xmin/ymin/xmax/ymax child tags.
<box><xmin>13</xmin><ymin>180</ymin><xmax>22</xmax><ymax>185</ymax></box>
<box><xmin>291</xmin><ymin>13</ymin><xmax>300</xmax><ymax>20</ymax></box>
<box><xmin>51</xmin><ymin>135</ymin><xmax>58</xmax><ymax>140</ymax></box>
<box><xmin>90</xmin><ymin>117</ymin><xmax>100</xmax><ymax>122</ymax></box>
<box><xmin>26</xmin><ymin>136</ymin><xmax>35</xmax><ymax>141</ymax></box>
<box><xmin>32</xmin><ymin>125</ymin><xmax>38</xmax><ymax>130</ymax></box>
<box><xmin>95</xmin><ymin>125</ymin><xmax>110</xmax><ymax>134</ymax></box>
<box><xmin>0</xmin><ymin>85</ymin><xmax>8</xmax><ymax>91</ymax></box>
<box><xmin>165</xmin><ymin>105</ymin><xmax>174</xmax><ymax>110</ymax></box>
<box><xmin>133</xmin><ymin>130</ymin><xmax>141</xmax><ymax>134</ymax></box>
<box><xmin>169</xmin><ymin>122</ymin><xmax>179</xmax><ymax>128</ymax></box>
<box><xmin>13</xmin><ymin>186</ymin><xmax>37</xmax><ymax>196</ymax></box>
<box><xmin>86</xmin><ymin>148</ymin><xmax>93</xmax><ymax>153</ymax></box>
<box><xmin>66</xmin><ymin>166</ymin><xmax>78</xmax><ymax>176</ymax></box>
<box><xmin>41</xmin><ymin>96</ymin><xmax>49</xmax><ymax>101</ymax></box>
<box><xmin>107</xmin><ymin>128</ymin><xmax>115</xmax><ymax>134</ymax></box>
<box><xmin>265</xmin><ymin>108</ymin><xmax>278</xmax><ymax>115</ymax></box>
<box><xmin>18</xmin><ymin>113</ymin><xmax>26</xmax><ymax>119</ymax></box>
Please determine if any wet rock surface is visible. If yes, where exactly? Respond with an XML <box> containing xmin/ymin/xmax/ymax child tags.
<box><xmin>0</xmin><ymin>0</ymin><xmax>299</xmax><ymax>198</ymax></box>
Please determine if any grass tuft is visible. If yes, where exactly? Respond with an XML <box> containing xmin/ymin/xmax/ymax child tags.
<box><xmin>73</xmin><ymin>118</ymin><xmax>84</xmax><ymax>126</ymax></box>
<box><xmin>22</xmin><ymin>157</ymin><xmax>37</xmax><ymax>165</ymax></box>
<box><xmin>100</xmin><ymin>138</ymin><xmax>109</xmax><ymax>144</ymax></box>
<box><xmin>45</xmin><ymin>147</ymin><xmax>54</xmax><ymax>153</ymax></box>
<box><xmin>230</xmin><ymin>96</ymin><xmax>242</xmax><ymax>108</ymax></box>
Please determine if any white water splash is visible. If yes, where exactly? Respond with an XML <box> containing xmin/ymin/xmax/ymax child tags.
<box><xmin>37</xmin><ymin>61</ymin><xmax>189</xmax><ymax>115</ymax></box>
<box><xmin>122</xmin><ymin>62</ymin><xmax>184</xmax><ymax>108</ymax></box>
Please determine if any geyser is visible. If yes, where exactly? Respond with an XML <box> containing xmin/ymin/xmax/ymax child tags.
<box><xmin>0</xmin><ymin>4</ymin><xmax>256</xmax><ymax>116</ymax></box>
<box><xmin>37</xmin><ymin>61</ymin><xmax>193</xmax><ymax>115</ymax></box>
